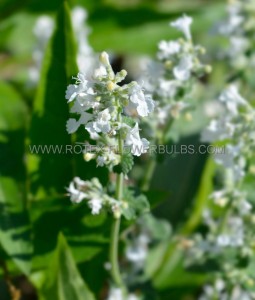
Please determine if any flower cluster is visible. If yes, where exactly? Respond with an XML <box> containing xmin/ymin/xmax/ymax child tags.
<box><xmin>199</xmin><ymin>277</ymin><xmax>255</xmax><ymax>300</ymax></box>
<box><xmin>185</xmin><ymin>86</ymin><xmax>255</xmax><ymax>298</ymax></box>
<box><xmin>29</xmin><ymin>6</ymin><xmax>95</xmax><ymax>85</ymax></box>
<box><xmin>201</xmin><ymin>85</ymin><xmax>255</xmax><ymax>180</ymax></box>
<box><xmin>67</xmin><ymin>176</ymin><xmax>124</xmax><ymax>218</ymax></box>
<box><xmin>71</xmin><ymin>6</ymin><xmax>97</xmax><ymax>74</ymax></box>
<box><xmin>29</xmin><ymin>16</ymin><xmax>54</xmax><ymax>84</ymax></box>
<box><xmin>142</xmin><ymin>15</ymin><xmax>211</xmax><ymax>141</ymax></box>
<box><xmin>65</xmin><ymin>52</ymin><xmax>153</xmax><ymax>168</ymax></box>
<box><xmin>217</xmin><ymin>0</ymin><xmax>255</xmax><ymax>71</ymax></box>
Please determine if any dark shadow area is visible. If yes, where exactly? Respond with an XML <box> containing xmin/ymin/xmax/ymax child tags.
<box><xmin>151</xmin><ymin>134</ymin><xmax>209</xmax><ymax>228</ymax></box>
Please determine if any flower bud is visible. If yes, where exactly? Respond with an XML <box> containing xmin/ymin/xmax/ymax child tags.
<box><xmin>198</xmin><ymin>47</ymin><xmax>206</xmax><ymax>55</ymax></box>
<box><xmin>106</xmin><ymin>81</ymin><xmax>116</xmax><ymax>91</ymax></box>
<box><xmin>121</xmin><ymin>201</ymin><xmax>129</xmax><ymax>209</ymax></box>
<box><xmin>164</xmin><ymin>60</ymin><xmax>173</xmax><ymax>69</ymax></box>
<box><xmin>84</xmin><ymin>153</ymin><xmax>95</xmax><ymax>161</ymax></box>
<box><xmin>121</xmin><ymin>97</ymin><xmax>129</xmax><ymax>107</ymax></box>
<box><xmin>184</xmin><ymin>112</ymin><xmax>192</xmax><ymax>121</ymax></box>
<box><xmin>119</xmin><ymin>69</ymin><xmax>127</xmax><ymax>77</ymax></box>
<box><xmin>112</xmin><ymin>206</ymin><xmax>121</xmax><ymax>219</ymax></box>
<box><xmin>99</xmin><ymin>51</ymin><xmax>110</xmax><ymax>66</ymax></box>
<box><xmin>205</xmin><ymin>65</ymin><xmax>212</xmax><ymax>73</ymax></box>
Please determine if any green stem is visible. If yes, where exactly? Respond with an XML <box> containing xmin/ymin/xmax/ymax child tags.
<box><xmin>141</xmin><ymin>118</ymin><xmax>174</xmax><ymax>192</ymax></box>
<box><xmin>141</xmin><ymin>159</ymin><xmax>156</xmax><ymax>191</ymax></box>
<box><xmin>110</xmin><ymin>212</ymin><xmax>123</xmax><ymax>287</ymax></box>
<box><xmin>109</xmin><ymin>106</ymin><xmax>125</xmax><ymax>291</ymax></box>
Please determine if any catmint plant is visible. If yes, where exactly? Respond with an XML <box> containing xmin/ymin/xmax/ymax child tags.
<box><xmin>29</xmin><ymin>6</ymin><xmax>95</xmax><ymax>85</ymax></box>
<box><xmin>185</xmin><ymin>85</ymin><xmax>255</xmax><ymax>299</ymax></box>
<box><xmin>66</xmin><ymin>51</ymin><xmax>153</xmax><ymax>298</ymax></box>
<box><xmin>216</xmin><ymin>0</ymin><xmax>255</xmax><ymax>88</ymax></box>
<box><xmin>142</xmin><ymin>15</ymin><xmax>211</xmax><ymax>143</ymax></box>
<box><xmin>139</xmin><ymin>15</ymin><xmax>211</xmax><ymax>190</ymax></box>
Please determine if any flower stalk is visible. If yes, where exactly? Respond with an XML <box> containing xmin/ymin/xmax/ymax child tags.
<box><xmin>109</xmin><ymin>104</ymin><xmax>125</xmax><ymax>290</ymax></box>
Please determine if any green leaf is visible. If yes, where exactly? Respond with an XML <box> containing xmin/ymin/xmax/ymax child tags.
<box><xmin>113</xmin><ymin>152</ymin><xmax>134</xmax><ymax>175</ymax></box>
<box><xmin>181</xmin><ymin>157</ymin><xmax>215</xmax><ymax>234</ymax></box>
<box><xmin>122</xmin><ymin>116</ymin><xmax>136</xmax><ymax>127</ymax></box>
<box><xmin>30</xmin><ymin>197</ymin><xmax>110</xmax><ymax>271</ymax></box>
<box><xmin>0</xmin><ymin>82</ymin><xmax>32</xmax><ymax>275</ymax></box>
<box><xmin>141</xmin><ymin>214</ymin><xmax>171</xmax><ymax>241</ymax></box>
<box><xmin>122</xmin><ymin>188</ymin><xmax>150</xmax><ymax>220</ymax></box>
<box><xmin>28</xmin><ymin>1</ymin><xmax>78</xmax><ymax>199</ymax></box>
<box><xmin>151</xmin><ymin>135</ymin><xmax>209</xmax><ymax>228</ymax></box>
<box><xmin>39</xmin><ymin>233</ymin><xmax>95</xmax><ymax>300</ymax></box>
<box><xmin>145</xmin><ymin>155</ymin><xmax>214</xmax><ymax>289</ymax></box>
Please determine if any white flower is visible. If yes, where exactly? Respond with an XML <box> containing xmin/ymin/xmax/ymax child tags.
<box><xmin>129</xmin><ymin>84</ymin><xmax>154</xmax><ymax>117</ymax></box>
<box><xmin>97</xmin><ymin>156</ymin><xmax>106</xmax><ymax>167</ymax></box>
<box><xmin>85</xmin><ymin>122</ymin><xmax>100</xmax><ymax>139</ymax></box>
<box><xmin>157</xmin><ymin>40</ymin><xmax>181</xmax><ymax>60</ymax></box>
<box><xmin>65</xmin><ymin>73</ymin><xmax>96</xmax><ymax>106</ymax></box>
<box><xmin>200</xmin><ymin>118</ymin><xmax>235</xmax><ymax>142</ymax></box>
<box><xmin>239</xmin><ymin>200</ymin><xmax>252</xmax><ymax>216</ymax></box>
<box><xmin>229</xmin><ymin>36</ymin><xmax>249</xmax><ymax>56</ymax></box>
<box><xmin>72</xmin><ymin>6</ymin><xmax>87</xmax><ymax>31</ymax></box>
<box><xmin>170</xmin><ymin>15</ymin><xmax>193</xmax><ymax>40</ymax></box>
<box><xmin>33</xmin><ymin>16</ymin><xmax>54</xmax><ymax>41</ymax></box>
<box><xmin>66</xmin><ymin>118</ymin><xmax>80</xmax><ymax>134</ymax></box>
<box><xmin>107</xmin><ymin>288</ymin><xmax>139</xmax><ymax>300</ymax></box>
<box><xmin>125</xmin><ymin>123</ymin><xmax>149</xmax><ymax>156</ymax></box>
<box><xmin>88</xmin><ymin>198</ymin><xmax>103</xmax><ymax>215</ymax></box>
<box><xmin>107</xmin><ymin>288</ymin><xmax>123</xmax><ymax>300</ymax></box>
<box><xmin>173</xmin><ymin>55</ymin><xmax>193</xmax><ymax>81</ymax></box>
<box><xmin>126</xmin><ymin>233</ymin><xmax>149</xmax><ymax>268</ymax></box>
<box><xmin>219</xmin><ymin>85</ymin><xmax>246</xmax><ymax>115</ymax></box>
<box><xmin>66</xmin><ymin>111</ymin><xmax>92</xmax><ymax>134</ymax></box>
<box><xmin>210</xmin><ymin>190</ymin><xmax>228</xmax><ymax>207</ymax></box>
<box><xmin>93</xmin><ymin>108</ymin><xmax>112</xmax><ymax>133</ymax></box>
<box><xmin>67</xmin><ymin>182</ymin><xmax>87</xmax><ymax>204</ymax></box>
<box><xmin>158</xmin><ymin>79</ymin><xmax>179</xmax><ymax>98</ymax></box>
<box><xmin>217</xmin><ymin>235</ymin><xmax>231</xmax><ymax>247</ymax></box>
<box><xmin>94</xmin><ymin>65</ymin><xmax>107</xmax><ymax>78</ymax></box>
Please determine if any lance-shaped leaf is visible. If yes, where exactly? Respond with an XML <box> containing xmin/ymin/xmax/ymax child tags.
<box><xmin>29</xmin><ymin>1</ymin><xmax>78</xmax><ymax>199</ymax></box>
<box><xmin>0</xmin><ymin>82</ymin><xmax>32</xmax><ymax>275</ymax></box>
<box><xmin>39</xmin><ymin>233</ymin><xmax>95</xmax><ymax>300</ymax></box>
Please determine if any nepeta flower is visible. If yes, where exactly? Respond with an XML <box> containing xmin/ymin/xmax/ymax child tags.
<box><xmin>88</xmin><ymin>198</ymin><xmax>103</xmax><ymax>215</ymax></box>
<box><xmin>157</xmin><ymin>40</ymin><xmax>181</xmax><ymax>60</ymax></box>
<box><xmin>129</xmin><ymin>84</ymin><xmax>154</xmax><ymax>117</ymax></box>
<box><xmin>219</xmin><ymin>85</ymin><xmax>246</xmax><ymax>115</ymax></box>
<box><xmin>66</xmin><ymin>52</ymin><xmax>153</xmax><ymax>168</ymax></box>
<box><xmin>67</xmin><ymin>177</ymin><xmax>121</xmax><ymax>216</ymax></box>
<box><xmin>173</xmin><ymin>55</ymin><xmax>193</xmax><ymax>81</ymax></box>
<box><xmin>170</xmin><ymin>15</ymin><xmax>193</xmax><ymax>40</ymax></box>
<box><xmin>139</xmin><ymin>14</ymin><xmax>210</xmax><ymax>143</ymax></box>
<box><xmin>125</xmin><ymin>123</ymin><xmax>150</xmax><ymax>156</ymax></box>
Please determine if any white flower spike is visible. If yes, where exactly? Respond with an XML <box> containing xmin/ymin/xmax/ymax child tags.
<box><xmin>170</xmin><ymin>15</ymin><xmax>193</xmax><ymax>40</ymax></box>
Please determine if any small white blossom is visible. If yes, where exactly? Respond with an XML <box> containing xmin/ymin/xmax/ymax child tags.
<box><xmin>157</xmin><ymin>40</ymin><xmax>181</xmax><ymax>60</ymax></box>
<box><xmin>125</xmin><ymin>123</ymin><xmax>150</xmax><ymax>156</ymax></box>
<box><xmin>173</xmin><ymin>55</ymin><xmax>193</xmax><ymax>81</ymax></box>
<box><xmin>67</xmin><ymin>182</ymin><xmax>86</xmax><ymax>204</ymax></box>
<box><xmin>88</xmin><ymin>198</ymin><xmax>103</xmax><ymax>215</ymax></box>
<box><xmin>158</xmin><ymin>79</ymin><xmax>179</xmax><ymax>98</ymax></box>
<box><xmin>66</xmin><ymin>118</ymin><xmax>80</xmax><ymax>134</ymax></box>
<box><xmin>93</xmin><ymin>108</ymin><xmax>112</xmax><ymax>133</ymax></box>
<box><xmin>33</xmin><ymin>16</ymin><xmax>54</xmax><ymax>42</ymax></box>
<box><xmin>94</xmin><ymin>65</ymin><xmax>107</xmax><ymax>78</ymax></box>
<box><xmin>219</xmin><ymin>85</ymin><xmax>246</xmax><ymax>115</ymax></box>
<box><xmin>170</xmin><ymin>15</ymin><xmax>193</xmax><ymax>40</ymax></box>
<box><xmin>129</xmin><ymin>84</ymin><xmax>154</xmax><ymax>117</ymax></box>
